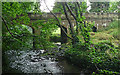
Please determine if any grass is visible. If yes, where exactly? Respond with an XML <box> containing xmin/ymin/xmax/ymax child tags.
<box><xmin>90</xmin><ymin>28</ymin><xmax>119</xmax><ymax>47</ymax></box>
<box><xmin>52</xmin><ymin>28</ymin><xmax>119</xmax><ymax>47</ymax></box>
<box><xmin>90</xmin><ymin>20</ymin><xmax>119</xmax><ymax>47</ymax></box>
<box><xmin>64</xmin><ymin>20</ymin><xmax>120</xmax><ymax>74</ymax></box>
<box><xmin>98</xmin><ymin>20</ymin><xmax>118</xmax><ymax>32</ymax></box>
<box><xmin>51</xmin><ymin>20</ymin><xmax>119</xmax><ymax>47</ymax></box>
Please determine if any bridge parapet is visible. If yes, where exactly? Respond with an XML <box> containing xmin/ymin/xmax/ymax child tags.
<box><xmin>28</xmin><ymin>12</ymin><xmax>118</xmax><ymax>20</ymax></box>
<box><xmin>84</xmin><ymin>12</ymin><xmax>118</xmax><ymax>19</ymax></box>
<box><xmin>28</xmin><ymin>12</ymin><xmax>118</xmax><ymax>29</ymax></box>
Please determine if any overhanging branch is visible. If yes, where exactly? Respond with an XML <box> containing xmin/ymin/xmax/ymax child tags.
<box><xmin>0</xmin><ymin>16</ymin><xmax>19</xmax><ymax>39</ymax></box>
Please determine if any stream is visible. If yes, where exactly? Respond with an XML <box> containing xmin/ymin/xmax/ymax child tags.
<box><xmin>4</xmin><ymin>49</ymin><xmax>86</xmax><ymax>74</ymax></box>
<box><xmin>3</xmin><ymin>45</ymin><xmax>89</xmax><ymax>74</ymax></box>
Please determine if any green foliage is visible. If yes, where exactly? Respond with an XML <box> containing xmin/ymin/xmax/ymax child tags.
<box><xmin>2</xmin><ymin>2</ymin><xmax>58</xmax><ymax>51</ymax></box>
<box><xmin>108</xmin><ymin>2</ymin><xmax>119</xmax><ymax>13</ymax></box>
<box><xmin>65</xmin><ymin>45</ymin><xmax>92</xmax><ymax>69</ymax></box>
<box><xmin>2</xmin><ymin>2</ymin><xmax>34</xmax><ymax>51</ymax></box>
<box><xmin>97</xmin><ymin>20</ymin><xmax>119</xmax><ymax>40</ymax></box>
<box><xmin>2</xmin><ymin>2</ymin><xmax>33</xmax><ymax>37</ymax></box>
<box><xmin>65</xmin><ymin>41</ymin><xmax>120</xmax><ymax>74</ymax></box>
<box><xmin>53</xmin><ymin>2</ymin><xmax>89</xmax><ymax>46</ymax></box>
<box><xmin>75</xmin><ymin>2</ymin><xmax>94</xmax><ymax>47</ymax></box>
<box><xmin>31</xmin><ymin>18</ymin><xmax>58</xmax><ymax>49</ymax></box>
<box><xmin>108</xmin><ymin>20</ymin><xmax>118</xmax><ymax>29</ymax></box>
<box><xmin>2</xmin><ymin>36</ymin><xmax>33</xmax><ymax>51</ymax></box>
<box><xmin>80</xmin><ymin>21</ymin><xmax>94</xmax><ymax>44</ymax></box>
<box><xmin>90</xmin><ymin>2</ymin><xmax>109</xmax><ymax>12</ymax></box>
<box><xmin>33</xmin><ymin>36</ymin><xmax>56</xmax><ymax>50</ymax></box>
<box><xmin>2</xmin><ymin>25</ymin><xmax>33</xmax><ymax>50</ymax></box>
<box><xmin>52</xmin><ymin>2</ymin><xmax>63</xmax><ymax>13</ymax></box>
<box><xmin>89</xmin><ymin>42</ymin><xmax>120</xmax><ymax>73</ymax></box>
<box><xmin>50</xmin><ymin>36</ymin><xmax>61</xmax><ymax>42</ymax></box>
<box><xmin>98</xmin><ymin>20</ymin><xmax>118</xmax><ymax>32</ymax></box>
<box><xmin>54</xmin><ymin>1</ymin><xmax>120</xmax><ymax>74</ymax></box>
<box><xmin>2</xmin><ymin>2</ymin><xmax>32</xmax><ymax>23</ymax></box>
<box><xmin>78</xmin><ymin>2</ymin><xmax>87</xmax><ymax>13</ymax></box>
<box><xmin>77</xmin><ymin>18</ymin><xmax>94</xmax><ymax>48</ymax></box>
<box><xmin>92</xmin><ymin>70</ymin><xmax>120</xmax><ymax>75</ymax></box>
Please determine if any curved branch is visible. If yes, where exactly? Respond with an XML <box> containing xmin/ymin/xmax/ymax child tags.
<box><xmin>1</xmin><ymin>16</ymin><xmax>31</xmax><ymax>38</ymax></box>
<box><xmin>1</xmin><ymin>16</ymin><xmax>35</xmax><ymax>48</ymax></box>
<box><xmin>65</xmin><ymin>2</ymin><xmax>77</xmax><ymax>21</ymax></box>
<box><xmin>0</xmin><ymin>16</ymin><xmax>18</xmax><ymax>39</ymax></box>
<box><xmin>44</xmin><ymin>0</ymin><xmax>73</xmax><ymax>40</ymax></box>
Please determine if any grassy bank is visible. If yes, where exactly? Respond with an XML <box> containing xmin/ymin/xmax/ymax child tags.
<box><xmin>64</xmin><ymin>20</ymin><xmax>120</xmax><ymax>74</ymax></box>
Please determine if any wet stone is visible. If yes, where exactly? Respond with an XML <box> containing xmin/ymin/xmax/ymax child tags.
<box><xmin>4</xmin><ymin>48</ymin><xmax>84</xmax><ymax>74</ymax></box>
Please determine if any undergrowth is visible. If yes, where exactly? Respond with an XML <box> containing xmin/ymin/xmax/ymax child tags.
<box><xmin>65</xmin><ymin>41</ymin><xmax>120</xmax><ymax>74</ymax></box>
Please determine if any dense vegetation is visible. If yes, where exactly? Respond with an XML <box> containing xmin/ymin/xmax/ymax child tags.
<box><xmin>2</xmin><ymin>1</ymin><xmax>120</xmax><ymax>74</ymax></box>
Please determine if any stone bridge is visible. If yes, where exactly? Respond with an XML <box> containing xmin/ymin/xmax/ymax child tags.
<box><xmin>27</xmin><ymin>12</ymin><xmax>118</xmax><ymax>34</ymax></box>
<box><xmin>25</xmin><ymin>12</ymin><xmax>118</xmax><ymax>44</ymax></box>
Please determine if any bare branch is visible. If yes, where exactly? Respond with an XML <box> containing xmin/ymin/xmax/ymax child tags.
<box><xmin>62</xmin><ymin>2</ymin><xmax>74</xmax><ymax>34</ymax></box>
<box><xmin>65</xmin><ymin>2</ymin><xmax>77</xmax><ymax>21</ymax></box>
<box><xmin>44</xmin><ymin>0</ymin><xmax>73</xmax><ymax>40</ymax></box>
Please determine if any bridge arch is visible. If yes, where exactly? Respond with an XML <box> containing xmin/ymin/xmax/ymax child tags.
<box><xmin>21</xmin><ymin>24</ymin><xmax>36</xmax><ymax>49</ymax></box>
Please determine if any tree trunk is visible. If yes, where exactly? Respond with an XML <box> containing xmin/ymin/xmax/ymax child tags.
<box><xmin>61</xmin><ymin>26</ymin><xmax>67</xmax><ymax>44</ymax></box>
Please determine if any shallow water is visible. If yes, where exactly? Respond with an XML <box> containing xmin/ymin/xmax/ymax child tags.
<box><xmin>4</xmin><ymin>49</ymin><xmax>84</xmax><ymax>74</ymax></box>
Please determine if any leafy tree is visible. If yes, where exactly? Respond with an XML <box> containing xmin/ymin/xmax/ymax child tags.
<box><xmin>2</xmin><ymin>2</ymin><xmax>33</xmax><ymax>37</ymax></box>
<box><xmin>2</xmin><ymin>2</ymin><xmax>34</xmax><ymax>50</ymax></box>
<box><xmin>47</xmin><ymin>2</ymin><xmax>93</xmax><ymax>48</ymax></box>
<box><xmin>2</xmin><ymin>2</ymin><xmax>58</xmax><ymax>50</ymax></box>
